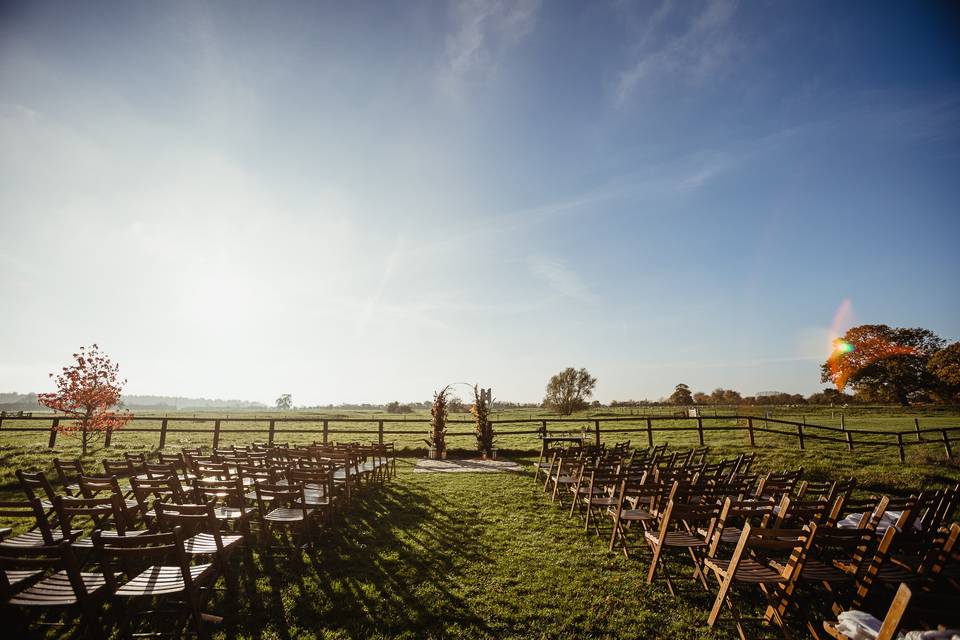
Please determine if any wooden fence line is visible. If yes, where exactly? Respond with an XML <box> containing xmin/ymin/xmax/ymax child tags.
<box><xmin>0</xmin><ymin>414</ymin><xmax>957</xmax><ymax>461</ymax></box>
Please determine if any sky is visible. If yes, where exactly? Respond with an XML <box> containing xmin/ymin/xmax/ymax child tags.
<box><xmin>1</xmin><ymin>0</ymin><xmax>959</xmax><ymax>405</ymax></box>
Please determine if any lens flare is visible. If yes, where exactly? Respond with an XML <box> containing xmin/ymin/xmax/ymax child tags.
<box><xmin>833</xmin><ymin>339</ymin><xmax>854</xmax><ymax>354</ymax></box>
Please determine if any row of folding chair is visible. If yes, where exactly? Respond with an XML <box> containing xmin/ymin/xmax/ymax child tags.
<box><xmin>537</xmin><ymin>443</ymin><xmax>960</xmax><ymax>639</ymax></box>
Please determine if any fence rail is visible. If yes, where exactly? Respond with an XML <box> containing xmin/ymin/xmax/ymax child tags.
<box><xmin>1</xmin><ymin>413</ymin><xmax>958</xmax><ymax>461</ymax></box>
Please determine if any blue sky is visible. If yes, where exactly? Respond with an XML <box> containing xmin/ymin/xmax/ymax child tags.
<box><xmin>1</xmin><ymin>0</ymin><xmax>958</xmax><ymax>404</ymax></box>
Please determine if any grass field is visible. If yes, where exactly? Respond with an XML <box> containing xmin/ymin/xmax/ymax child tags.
<box><xmin>1</xmin><ymin>407</ymin><xmax>958</xmax><ymax>639</ymax></box>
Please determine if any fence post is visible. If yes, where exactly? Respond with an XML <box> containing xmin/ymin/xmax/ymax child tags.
<box><xmin>48</xmin><ymin>418</ymin><xmax>60</xmax><ymax>448</ymax></box>
<box><xmin>540</xmin><ymin>420</ymin><xmax>547</xmax><ymax>438</ymax></box>
<box><xmin>747</xmin><ymin>417</ymin><xmax>755</xmax><ymax>447</ymax></box>
<box><xmin>104</xmin><ymin>426</ymin><xmax>113</xmax><ymax>448</ymax></box>
<box><xmin>213</xmin><ymin>420</ymin><xmax>221</xmax><ymax>450</ymax></box>
<box><xmin>840</xmin><ymin>413</ymin><xmax>845</xmax><ymax>431</ymax></box>
<box><xmin>159</xmin><ymin>418</ymin><xmax>169</xmax><ymax>450</ymax></box>
<box><xmin>268</xmin><ymin>419</ymin><xmax>276</xmax><ymax>446</ymax></box>
<box><xmin>845</xmin><ymin>431</ymin><xmax>853</xmax><ymax>452</ymax></box>
<box><xmin>914</xmin><ymin>418</ymin><xmax>922</xmax><ymax>442</ymax></box>
<box><xmin>696</xmin><ymin>416</ymin><xmax>704</xmax><ymax>446</ymax></box>
<box><xmin>322</xmin><ymin>420</ymin><xmax>329</xmax><ymax>445</ymax></box>
<box><xmin>797</xmin><ymin>423</ymin><xmax>804</xmax><ymax>450</ymax></box>
<box><xmin>594</xmin><ymin>420</ymin><xmax>600</xmax><ymax>447</ymax></box>
<box><xmin>943</xmin><ymin>430</ymin><xmax>953</xmax><ymax>459</ymax></box>
<box><xmin>646</xmin><ymin>417</ymin><xmax>653</xmax><ymax>449</ymax></box>
<box><xmin>896</xmin><ymin>433</ymin><xmax>905</xmax><ymax>463</ymax></box>
<box><xmin>378</xmin><ymin>420</ymin><xmax>384</xmax><ymax>445</ymax></box>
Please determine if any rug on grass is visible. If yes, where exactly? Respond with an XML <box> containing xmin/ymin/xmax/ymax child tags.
<box><xmin>413</xmin><ymin>458</ymin><xmax>524</xmax><ymax>473</ymax></box>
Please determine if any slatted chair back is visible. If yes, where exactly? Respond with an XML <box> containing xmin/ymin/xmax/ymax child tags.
<box><xmin>193</xmin><ymin>477</ymin><xmax>244</xmax><ymax>504</ymax></box>
<box><xmin>286</xmin><ymin>467</ymin><xmax>336</xmax><ymax>515</ymax></box>
<box><xmin>909</xmin><ymin>487</ymin><xmax>957</xmax><ymax>539</ymax></box>
<box><xmin>0</xmin><ymin>499</ymin><xmax>56</xmax><ymax>546</ymax></box>
<box><xmin>755</xmin><ymin>469</ymin><xmax>803</xmax><ymax>500</ymax></box>
<box><xmin>714</xmin><ymin>474</ymin><xmax>756</xmax><ymax>501</ymax></box>
<box><xmin>218</xmin><ymin>452</ymin><xmax>250</xmax><ymax>466</ymax></box>
<box><xmin>157</xmin><ymin>451</ymin><xmax>185</xmax><ymax>465</ymax></box>
<box><xmin>77</xmin><ymin>475</ymin><xmax>126</xmax><ymax>501</ymax></box>
<box><xmin>729</xmin><ymin>452</ymin><xmax>756</xmax><ymax>477</ymax></box>
<box><xmin>193</xmin><ymin>461</ymin><xmax>232</xmax><ymax>481</ymax></box>
<box><xmin>915</xmin><ymin>521</ymin><xmax>960</xmax><ymax>587</ymax></box>
<box><xmin>16</xmin><ymin>469</ymin><xmax>59</xmax><ymax>508</ymax></box>
<box><xmin>52</xmin><ymin>458</ymin><xmax>85</xmax><ymax>497</ymax></box>
<box><xmin>181</xmin><ymin>446</ymin><xmax>204</xmax><ymax>459</ymax></box>
<box><xmin>707</xmin><ymin>497</ymin><xmax>778</xmax><ymax>557</ymax></box>
<box><xmin>833</xmin><ymin>496</ymin><xmax>884</xmax><ymax>529</ymax></box>
<box><xmin>53</xmin><ymin>494</ymin><xmax>128</xmax><ymax>541</ymax></box>
<box><xmin>236</xmin><ymin>464</ymin><xmax>277</xmax><ymax>486</ymax></box>
<box><xmin>287</xmin><ymin>467</ymin><xmax>334</xmax><ymax>489</ymax></box>
<box><xmin>123</xmin><ymin>452</ymin><xmax>148</xmax><ymax>467</ymax></box>
<box><xmin>130</xmin><ymin>476</ymin><xmax>187</xmax><ymax>514</ymax></box>
<box><xmin>850</xmin><ymin>525</ymin><xmax>907</xmax><ymax>610</ymax></box>
<box><xmin>140</xmin><ymin>462</ymin><xmax>177</xmax><ymax>480</ymax></box>
<box><xmin>773</xmin><ymin>494</ymin><xmax>836</xmax><ymax>528</ymax></box>
<box><xmin>154</xmin><ymin>501</ymin><xmax>219</xmax><ymax>539</ymax></box>
<box><xmin>102</xmin><ymin>459</ymin><xmax>136</xmax><ymax>479</ymax></box>
<box><xmin>246</xmin><ymin>451</ymin><xmax>269</xmax><ymax>464</ymax></box>
<box><xmin>866</xmin><ymin>496</ymin><xmax>915</xmax><ymax>534</ymax></box>
<box><xmin>689</xmin><ymin>446</ymin><xmax>709</xmax><ymax>467</ymax></box>
<box><xmin>296</xmin><ymin>458</ymin><xmax>330</xmax><ymax>471</ymax></box>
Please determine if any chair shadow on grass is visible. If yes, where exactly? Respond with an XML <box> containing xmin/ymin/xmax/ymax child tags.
<box><xmin>221</xmin><ymin>481</ymin><xmax>494</xmax><ymax>639</ymax></box>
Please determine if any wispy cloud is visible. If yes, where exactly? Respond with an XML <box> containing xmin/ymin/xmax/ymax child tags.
<box><xmin>438</xmin><ymin>0</ymin><xmax>541</xmax><ymax>99</ymax></box>
<box><xmin>528</xmin><ymin>255</ymin><xmax>592</xmax><ymax>302</ymax></box>
<box><xmin>614</xmin><ymin>0</ymin><xmax>738</xmax><ymax>108</ymax></box>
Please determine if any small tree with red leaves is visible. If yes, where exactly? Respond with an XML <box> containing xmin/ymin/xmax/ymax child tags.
<box><xmin>38</xmin><ymin>344</ymin><xmax>132</xmax><ymax>455</ymax></box>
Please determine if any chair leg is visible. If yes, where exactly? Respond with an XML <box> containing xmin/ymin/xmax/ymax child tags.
<box><xmin>708</xmin><ymin>572</ymin><xmax>736</xmax><ymax>628</ymax></box>
<box><xmin>687</xmin><ymin>547</ymin><xmax>710</xmax><ymax>590</ymax></box>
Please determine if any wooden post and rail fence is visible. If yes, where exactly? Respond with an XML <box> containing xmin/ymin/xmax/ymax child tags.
<box><xmin>0</xmin><ymin>413</ymin><xmax>957</xmax><ymax>461</ymax></box>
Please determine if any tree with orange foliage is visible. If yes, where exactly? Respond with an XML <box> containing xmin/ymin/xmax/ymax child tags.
<box><xmin>38</xmin><ymin>344</ymin><xmax>132</xmax><ymax>455</ymax></box>
<box><xmin>821</xmin><ymin>325</ymin><xmax>943</xmax><ymax>406</ymax></box>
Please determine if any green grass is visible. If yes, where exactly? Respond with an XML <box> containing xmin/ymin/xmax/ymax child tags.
<box><xmin>1</xmin><ymin>407</ymin><xmax>958</xmax><ymax>638</ymax></box>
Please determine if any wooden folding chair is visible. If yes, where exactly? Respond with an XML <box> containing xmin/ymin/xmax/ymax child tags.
<box><xmin>705</xmin><ymin>497</ymin><xmax>777</xmax><ymax>558</ymax></box>
<box><xmin>253</xmin><ymin>482</ymin><xmax>316</xmax><ymax>547</ymax></box>
<box><xmin>0</xmin><ymin>540</ymin><xmax>108</xmax><ymax>639</ymax></box>
<box><xmin>704</xmin><ymin>522</ymin><xmax>813</xmax><ymax>640</ymax></box>
<box><xmin>77</xmin><ymin>475</ymin><xmax>143</xmax><ymax>529</ymax></box>
<box><xmin>0</xmin><ymin>498</ymin><xmax>67</xmax><ymax>547</ymax></box>
<box><xmin>823</xmin><ymin>582</ymin><xmax>960</xmax><ymax>640</ymax></box>
<box><xmin>192</xmin><ymin>478</ymin><xmax>252</xmax><ymax>535</ymax></box>
<box><xmin>95</xmin><ymin>526</ymin><xmax>220</xmax><ymax>639</ymax></box>
<box><xmin>16</xmin><ymin>469</ymin><xmax>61</xmax><ymax>514</ymax></box>
<box><xmin>130</xmin><ymin>476</ymin><xmax>188</xmax><ymax>527</ymax></box>
<box><xmin>571</xmin><ymin>466</ymin><xmax>622</xmax><ymax>535</ymax></box>
<box><xmin>644</xmin><ymin>498</ymin><xmax>719</xmax><ymax>596</ymax></box>
<box><xmin>608</xmin><ymin>472</ymin><xmax>660</xmax><ymax>558</ymax></box>
<box><xmin>52</xmin><ymin>494</ymin><xmax>145</xmax><ymax>549</ymax></box>
<box><xmin>154</xmin><ymin>502</ymin><xmax>243</xmax><ymax>576</ymax></box>
<box><xmin>286</xmin><ymin>467</ymin><xmax>337</xmax><ymax>524</ymax></box>
<box><xmin>53</xmin><ymin>458</ymin><xmax>85</xmax><ymax>497</ymax></box>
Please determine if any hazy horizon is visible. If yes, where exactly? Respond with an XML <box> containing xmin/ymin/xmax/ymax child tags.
<box><xmin>2</xmin><ymin>1</ymin><xmax>959</xmax><ymax>406</ymax></box>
